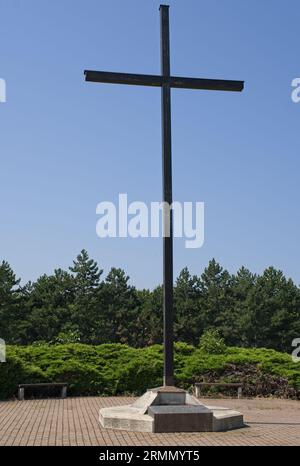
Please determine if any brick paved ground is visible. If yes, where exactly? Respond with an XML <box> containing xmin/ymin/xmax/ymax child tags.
<box><xmin>0</xmin><ymin>396</ymin><xmax>299</xmax><ymax>446</ymax></box>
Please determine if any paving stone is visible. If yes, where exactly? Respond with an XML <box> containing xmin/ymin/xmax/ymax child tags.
<box><xmin>0</xmin><ymin>397</ymin><xmax>299</xmax><ymax>446</ymax></box>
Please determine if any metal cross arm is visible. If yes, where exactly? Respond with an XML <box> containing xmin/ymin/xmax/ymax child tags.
<box><xmin>84</xmin><ymin>70</ymin><xmax>244</xmax><ymax>92</ymax></box>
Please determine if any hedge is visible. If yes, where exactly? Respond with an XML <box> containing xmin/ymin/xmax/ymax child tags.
<box><xmin>0</xmin><ymin>343</ymin><xmax>299</xmax><ymax>399</ymax></box>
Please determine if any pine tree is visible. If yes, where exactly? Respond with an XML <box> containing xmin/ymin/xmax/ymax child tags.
<box><xmin>199</xmin><ymin>259</ymin><xmax>233</xmax><ymax>335</ymax></box>
<box><xmin>0</xmin><ymin>261</ymin><xmax>23</xmax><ymax>343</ymax></box>
<box><xmin>138</xmin><ymin>286</ymin><xmax>163</xmax><ymax>346</ymax></box>
<box><xmin>69</xmin><ymin>250</ymin><xmax>103</xmax><ymax>343</ymax></box>
<box><xmin>24</xmin><ymin>269</ymin><xmax>76</xmax><ymax>343</ymax></box>
<box><xmin>69</xmin><ymin>249</ymin><xmax>102</xmax><ymax>295</ymax></box>
<box><xmin>174</xmin><ymin>267</ymin><xmax>202</xmax><ymax>345</ymax></box>
<box><xmin>100</xmin><ymin>268</ymin><xmax>140</xmax><ymax>345</ymax></box>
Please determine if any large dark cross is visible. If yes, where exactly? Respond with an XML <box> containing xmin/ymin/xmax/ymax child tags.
<box><xmin>84</xmin><ymin>5</ymin><xmax>244</xmax><ymax>387</ymax></box>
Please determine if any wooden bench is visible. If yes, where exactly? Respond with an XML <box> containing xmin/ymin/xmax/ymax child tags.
<box><xmin>195</xmin><ymin>382</ymin><xmax>243</xmax><ymax>399</ymax></box>
<box><xmin>18</xmin><ymin>383</ymin><xmax>67</xmax><ymax>401</ymax></box>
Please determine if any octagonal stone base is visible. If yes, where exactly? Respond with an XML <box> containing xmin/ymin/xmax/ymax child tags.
<box><xmin>99</xmin><ymin>386</ymin><xmax>244</xmax><ymax>433</ymax></box>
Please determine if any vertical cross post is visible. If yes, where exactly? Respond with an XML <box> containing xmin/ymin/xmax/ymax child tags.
<box><xmin>160</xmin><ymin>5</ymin><xmax>174</xmax><ymax>387</ymax></box>
<box><xmin>84</xmin><ymin>4</ymin><xmax>244</xmax><ymax>390</ymax></box>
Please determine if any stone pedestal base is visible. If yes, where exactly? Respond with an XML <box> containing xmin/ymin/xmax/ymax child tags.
<box><xmin>99</xmin><ymin>386</ymin><xmax>244</xmax><ymax>433</ymax></box>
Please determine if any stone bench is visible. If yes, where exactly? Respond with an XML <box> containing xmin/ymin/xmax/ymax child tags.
<box><xmin>18</xmin><ymin>383</ymin><xmax>67</xmax><ymax>401</ymax></box>
<box><xmin>195</xmin><ymin>382</ymin><xmax>243</xmax><ymax>399</ymax></box>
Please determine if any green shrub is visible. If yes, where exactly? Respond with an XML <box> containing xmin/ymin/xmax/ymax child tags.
<box><xmin>0</xmin><ymin>343</ymin><xmax>299</xmax><ymax>400</ymax></box>
<box><xmin>199</xmin><ymin>329</ymin><xmax>227</xmax><ymax>354</ymax></box>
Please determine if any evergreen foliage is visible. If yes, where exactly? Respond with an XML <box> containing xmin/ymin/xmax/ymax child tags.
<box><xmin>0</xmin><ymin>343</ymin><xmax>299</xmax><ymax>400</ymax></box>
<box><xmin>0</xmin><ymin>252</ymin><xmax>299</xmax><ymax>353</ymax></box>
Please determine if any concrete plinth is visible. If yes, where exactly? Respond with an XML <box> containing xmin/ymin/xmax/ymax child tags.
<box><xmin>148</xmin><ymin>404</ymin><xmax>213</xmax><ymax>433</ymax></box>
<box><xmin>99</xmin><ymin>386</ymin><xmax>244</xmax><ymax>433</ymax></box>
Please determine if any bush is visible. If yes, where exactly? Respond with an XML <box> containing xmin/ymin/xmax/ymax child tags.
<box><xmin>0</xmin><ymin>343</ymin><xmax>299</xmax><ymax>400</ymax></box>
<box><xmin>199</xmin><ymin>329</ymin><xmax>227</xmax><ymax>354</ymax></box>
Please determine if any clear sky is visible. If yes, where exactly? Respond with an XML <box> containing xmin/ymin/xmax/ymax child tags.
<box><xmin>1</xmin><ymin>0</ymin><xmax>300</xmax><ymax>289</ymax></box>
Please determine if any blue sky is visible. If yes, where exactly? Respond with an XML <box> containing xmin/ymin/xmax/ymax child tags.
<box><xmin>1</xmin><ymin>0</ymin><xmax>300</xmax><ymax>288</ymax></box>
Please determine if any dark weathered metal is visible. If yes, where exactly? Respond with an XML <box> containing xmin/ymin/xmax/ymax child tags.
<box><xmin>84</xmin><ymin>70</ymin><xmax>163</xmax><ymax>87</ymax></box>
<box><xmin>169</xmin><ymin>76</ymin><xmax>244</xmax><ymax>92</ymax></box>
<box><xmin>160</xmin><ymin>4</ymin><xmax>174</xmax><ymax>387</ymax></box>
<box><xmin>84</xmin><ymin>4</ymin><xmax>244</xmax><ymax>388</ymax></box>
<box><xmin>84</xmin><ymin>70</ymin><xmax>244</xmax><ymax>92</ymax></box>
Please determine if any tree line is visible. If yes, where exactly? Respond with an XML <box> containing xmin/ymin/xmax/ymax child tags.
<box><xmin>0</xmin><ymin>250</ymin><xmax>299</xmax><ymax>352</ymax></box>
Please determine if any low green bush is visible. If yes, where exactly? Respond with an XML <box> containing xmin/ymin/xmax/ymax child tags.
<box><xmin>199</xmin><ymin>329</ymin><xmax>227</xmax><ymax>354</ymax></box>
<box><xmin>0</xmin><ymin>343</ymin><xmax>299</xmax><ymax>399</ymax></box>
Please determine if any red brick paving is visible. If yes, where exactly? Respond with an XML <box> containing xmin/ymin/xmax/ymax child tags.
<box><xmin>0</xmin><ymin>396</ymin><xmax>299</xmax><ymax>446</ymax></box>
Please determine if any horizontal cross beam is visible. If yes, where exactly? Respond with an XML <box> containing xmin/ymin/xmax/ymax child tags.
<box><xmin>84</xmin><ymin>70</ymin><xmax>244</xmax><ymax>92</ymax></box>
